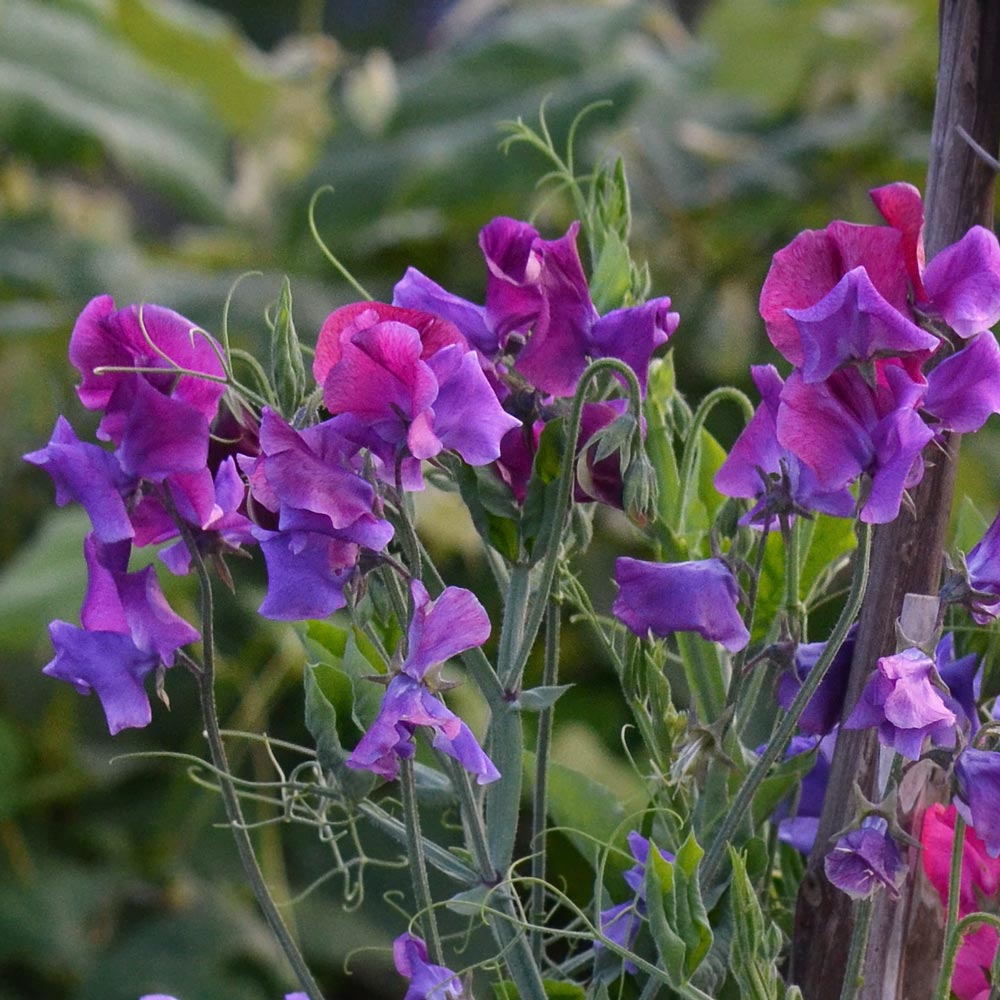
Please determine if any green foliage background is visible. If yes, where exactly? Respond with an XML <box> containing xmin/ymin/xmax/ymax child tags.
<box><xmin>2</xmin><ymin>1</ymin><xmax>991</xmax><ymax>997</ymax></box>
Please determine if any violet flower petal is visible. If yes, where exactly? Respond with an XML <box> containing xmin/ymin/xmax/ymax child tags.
<box><xmin>923</xmin><ymin>226</ymin><xmax>1000</xmax><ymax>338</ymax></box>
<box><xmin>825</xmin><ymin>816</ymin><xmax>906</xmax><ymax>900</ymax></box>
<box><xmin>955</xmin><ymin>748</ymin><xmax>1000</xmax><ymax>859</ymax></box>
<box><xmin>924</xmin><ymin>333</ymin><xmax>1000</xmax><ymax>433</ymax></box>
<box><xmin>613</xmin><ymin>557</ymin><xmax>749</xmax><ymax>653</ymax></box>
<box><xmin>403</xmin><ymin>581</ymin><xmax>492</xmax><ymax>680</ymax></box>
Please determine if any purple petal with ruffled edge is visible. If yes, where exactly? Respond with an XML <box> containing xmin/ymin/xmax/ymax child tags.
<box><xmin>923</xmin><ymin>227</ymin><xmax>1000</xmax><ymax>338</ymax></box>
<box><xmin>480</xmin><ymin>217</ymin><xmax>545</xmax><ymax>342</ymax></box>
<box><xmin>346</xmin><ymin>674</ymin><xmax>498</xmax><ymax>784</ymax></box>
<box><xmin>24</xmin><ymin>416</ymin><xmax>135</xmax><ymax>542</ymax></box>
<box><xmin>613</xmin><ymin>557</ymin><xmax>749</xmax><ymax>653</ymax></box>
<box><xmin>825</xmin><ymin>816</ymin><xmax>906</xmax><ymax>900</ymax></box>
<box><xmin>937</xmin><ymin>633</ymin><xmax>981</xmax><ymax>735</ymax></box>
<box><xmin>955</xmin><ymin>748</ymin><xmax>1000</xmax><ymax>858</ymax></box>
<box><xmin>44</xmin><ymin>621</ymin><xmax>158</xmax><ymax>734</ymax></box>
<box><xmin>789</xmin><ymin>267</ymin><xmax>937</xmax><ymax>384</ymax></box>
<box><xmin>512</xmin><ymin>222</ymin><xmax>598</xmax><ymax>397</ymax></box>
<box><xmin>424</xmin><ymin>346</ymin><xmax>521</xmax><ymax>465</ymax></box>
<box><xmin>590</xmin><ymin>297</ymin><xmax>678</xmax><ymax>393</ymax></box>
<box><xmin>966</xmin><ymin>509</ymin><xmax>1000</xmax><ymax>623</ymax></box>
<box><xmin>925</xmin><ymin>333</ymin><xmax>1000</xmax><ymax>433</ymax></box>
<box><xmin>778</xmin><ymin>628</ymin><xmax>857</xmax><ymax>737</ymax></box>
<box><xmin>393</xmin><ymin>933</ymin><xmax>463</xmax><ymax>1000</ymax></box>
<box><xmin>404</xmin><ymin>581</ymin><xmax>492</xmax><ymax>680</ymax></box>
<box><xmin>844</xmin><ymin>647</ymin><xmax>957</xmax><ymax>760</ymax></box>
<box><xmin>760</xmin><ymin>222</ymin><xmax>909</xmax><ymax>367</ymax></box>
<box><xmin>115</xmin><ymin>377</ymin><xmax>210</xmax><ymax>480</ymax></box>
<box><xmin>393</xmin><ymin>267</ymin><xmax>496</xmax><ymax>356</ymax></box>
<box><xmin>70</xmin><ymin>296</ymin><xmax>225</xmax><ymax>420</ymax></box>
<box><xmin>255</xmin><ymin>529</ymin><xmax>357</xmax><ymax>621</ymax></box>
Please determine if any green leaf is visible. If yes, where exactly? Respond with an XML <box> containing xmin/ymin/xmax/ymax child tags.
<box><xmin>954</xmin><ymin>495</ymin><xmax>990</xmax><ymax>556</ymax></box>
<box><xmin>643</xmin><ymin>832</ymin><xmax>713</xmax><ymax>984</ymax></box>
<box><xmin>590</xmin><ymin>228</ymin><xmax>632</xmax><ymax>314</ymax></box>
<box><xmin>516</xmin><ymin>684</ymin><xmax>574</xmax><ymax>712</ymax></box>
<box><xmin>494</xmin><ymin>981</ymin><xmax>587</xmax><ymax>1000</ymax></box>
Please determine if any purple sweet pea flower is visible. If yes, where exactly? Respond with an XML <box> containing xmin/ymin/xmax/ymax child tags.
<box><xmin>393</xmin><ymin>933</ymin><xmax>464</xmax><ymax>1000</ymax></box>
<box><xmin>345</xmin><ymin>583</ymin><xmax>498</xmax><ymax>784</ymax></box>
<box><xmin>843</xmin><ymin>647</ymin><xmax>957</xmax><ymax>760</ymax></box>
<box><xmin>314</xmin><ymin>302</ymin><xmax>519</xmax><ymax>474</ymax></box>
<box><xmin>936</xmin><ymin>633</ymin><xmax>982</xmax><ymax>736</ymax></box>
<box><xmin>955</xmin><ymin>748</ymin><xmax>1000</xmax><ymax>859</ymax></box>
<box><xmin>597</xmin><ymin>831</ymin><xmax>674</xmax><ymax>970</ymax></box>
<box><xmin>613</xmin><ymin>557</ymin><xmax>750</xmax><ymax>653</ymax></box>
<box><xmin>23</xmin><ymin>415</ymin><xmax>136</xmax><ymax>542</ymax></box>
<box><xmin>69</xmin><ymin>296</ymin><xmax>225</xmax><ymax>481</ymax></box>
<box><xmin>714</xmin><ymin>365</ymin><xmax>855</xmax><ymax>525</ymax></box>
<box><xmin>776</xmin><ymin>363</ymin><xmax>933</xmax><ymax>524</ymax></box>
<box><xmin>777</xmin><ymin>628</ymin><xmax>857</xmax><ymax>737</ymax></box>
<box><xmin>921</xmin><ymin>226</ymin><xmax>1000</xmax><ymax>338</ymax></box>
<box><xmin>924</xmin><ymin>333</ymin><xmax>1000</xmax><ymax>433</ymax></box>
<box><xmin>44</xmin><ymin>535</ymin><xmax>199</xmax><ymax>734</ymax></box>
<box><xmin>825</xmin><ymin>815</ymin><xmax>906</xmax><ymax>900</ymax></box>
<box><xmin>774</xmin><ymin>731</ymin><xmax>837</xmax><ymax>854</ymax></box>
<box><xmin>964</xmin><ymin>509</ymin><xmax>1000</xmax><ymax>624</ymax></box>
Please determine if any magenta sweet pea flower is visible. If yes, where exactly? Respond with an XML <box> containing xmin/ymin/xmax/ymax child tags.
<box><xmin>314</xmin><ymin>302</ymin><xmax>519</xmax><ymax>475</ymax></box>
<box><xmin>843</xmin><ymin>647</ymin><xmax>957</xmax><ymax>760</ymax></box>
<box><xmin>776</xmin><ymin>363</ymin><xmax>933</xmax><ymax>524</ymax></box>
<box><xmin>346</xmin><ymin>583</ymin><xmax>499</xmax><ymax>784</ymax></box>
<box><xmin>44</xmin><ymin>535</ymin><xmax>199</xmax><ymax>734</ymax></box>
<box><xmin>69</xmin><ymin>295</ymin><xmax>226</xmax><ymax>481</ymax></box>
<box><xmin>955</xmin><ymin>748</ymin><xmax>1000</xmax><ymax>859</ymax></box>
<box><xmin>393</xmin><ymin>933</ymin><xmax>464</xmax><ymax>1000</ymax></box>
<box><xmin>922</xmin><ymin>802</ymin><xmax>1000</xmax><ymax>916</ymax></box>
<box><xmin>825</xmin><ymin>816</ymin><xmax>906</xmax><ymax>901</ymax></box>
<box><xmin>714</xmin><ymin>364</ymin><xmax>855</xmax><ymax>525</ymax></box>
<box><xmin>613</xmin><ymin>557</ymin><xmax>750</xmax><ymax>653</ymax></box>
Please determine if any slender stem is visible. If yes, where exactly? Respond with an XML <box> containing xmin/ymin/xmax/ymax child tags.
<box><xmin>782</xmin><ymin>513</ymin><xmax>803</xmax><ymax>643</ymax></box>
<box><xmin>839</xmin><ymin>898</ymin><xmax>873</xmax><ymax>1000</ymax></box>
<box><xmin>675</xmin><ymin>386</ymin><xmax>755</xmax><ymax>535</ymax></box>
<box><xmin>498</xmin><ymin>564</ymin><xmax>531</xmax><ymax>688</ymax></box>
<box><xmin>167</xmin><ymin>495</ymin><xmax>326</xmax><ymax>1000</ymax></box>
<box><xmin>400</xmin><ymin>757</ymin><xmax>444</xmax><ymax>964</ymax></box>
<box><xmin>703</xmin><ymin>521</ymin><xmax>872</xmax><ymax>882</ymax></box>
<box><xmin>530</xmin><ymin>598</ymin><xmax>560</xmax><ymax>963</ymax></box>
<box><xmin>933</xmin><ymin>811</ymin><xmax>967</xmax><ymax>1000</ymax></box>
<box><xmin>727</xmin><ymin>521</ymin><xmax>771</xmax><ymax>709</ymax></box>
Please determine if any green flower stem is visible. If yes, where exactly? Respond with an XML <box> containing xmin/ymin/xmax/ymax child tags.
<box><xmin>703</xmin><ymin>520</ymin><xmax>872</xmax><ymax>883</ymax></box>
<box><xmin>498</xmin><ymin>563</ymin><xmax>531</xmax><ymax>688</ymax></box>
<box><xmin>933</xmin><ymin>810</ymin><xmax>968</xmax><ymax>1000</ymax></box>
<box><xmin>839</xmin><ymin>898</ymin><xmax>873</xmax><ymax>1000</ymax></box>
<box><xmin>726</xmin><ymin>521</ymin><xmax>771</xmax><ymax>710</ymax></box>
<box><xmin>399</xmin><ymin>756</ymin><xmax>444</xmax><ymax>965</ymax></box>
<box><xmin>674</xmin><ymin>386</ymin><xmax>754</xmax><ymax>535</ymax></box>
<box><xmin>167</xmin><ymin>496</ymin><xmax>326</xmax><ymax>1000</ymax></box>
<box><xmin>782</xmin><ymin>514</ymin><xmax>804</xmax><ymax>642</ymax></box>
<box><xmin>530</xmin><ymin>598</ymin><xmax>560</xmax><ymax>963</ymax></box>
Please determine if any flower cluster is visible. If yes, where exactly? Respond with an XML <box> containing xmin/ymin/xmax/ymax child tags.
<box><xmin>718</xmin><ymin>183</ymin><xmax>1000</xmax><ymax>524</ymax></box>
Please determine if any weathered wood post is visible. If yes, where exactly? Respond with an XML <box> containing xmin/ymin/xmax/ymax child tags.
<box><xmin>791</xmin><ymin>3</ymin><xmax>1000</xmax><ymax>997</ymax></box>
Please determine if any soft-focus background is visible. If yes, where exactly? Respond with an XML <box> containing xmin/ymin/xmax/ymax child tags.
<box><xmin>2</xmin><ymin>1</ymin><xmax>990</xmax><ymax>998</ymax></box>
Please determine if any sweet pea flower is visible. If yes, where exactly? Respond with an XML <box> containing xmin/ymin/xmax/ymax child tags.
<box><xmin>24</xmin><ymin>415</ymin><xmax>136</xmax><ymax>543</ymax></box>
<box><xmin>825</xmin><ymin>815</ymin><xmax>906</xmax><ymax>900</ymax></box>
<box><xmin>314</xmin><ymin>302</ymin><xmax>519</xmax><ymax>476</ymax></box>
<box><xmin>44</xmin><ymin>535</ymin><xmax>199</xmax><ymax>734</ymax></box>
<box><xmin>955</xmin><ymin>748</ymin><xmax>1000</xmax><ymax>858</ymax></box>
<box><xmin>936</xmin><ymin>632</ymin><xmax>982</xmax><ymax>735</ymax></box>
<box><xmin>345</xmin><ymin>583</ymin><xmax>499</xmax><ymax>784</ymax></box>
<box><xmin>393</xmin><ymin>933</ymin><xmax>464</xmax><ymax>1000</ymax></box>
<box><xmin>923</xmin><ymin>332</ymin><xmax>1000</xmax><ymax>433</ymax></box>
<box><xmin>777</xmin><ymin>629</ymin><xmax>857</xmax><ymax>737</ymax></box>
<box><xmin>715</xmin><ymin>365</ymin><xmax>855</xmax><ymax>526</ymax></box>
<box><xmin>843</xmin><ymin>647</ymin><xmax>957</xmax><ymax>759</ymax></box>
<box><xmin>773</xmin><ymin>731</ymin><xmax>837</xmax><ymax>854</ymax></box>
<box><xmin>613</xmin><ymin>557</ymin><xmax>750</xmax><ymax>653</ymax></box>
<box><xmin>70</xmin><ymin>296</ymin><xmax>226</xmax><ymax>481</ymax></box>
<box><xmin>597</xmin><ymin>831</ymin><xmax>675</xmax><ymax>969</ymax></box>
<box><xmin>922</xmin><ymin>803</ymin><xmax>1000</xmax><ymax>914</ymax></box>
<box><xmin>965</xmin><ymin>509</ymin><xmax>1000</xmax><ymax>624</ymax></box>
